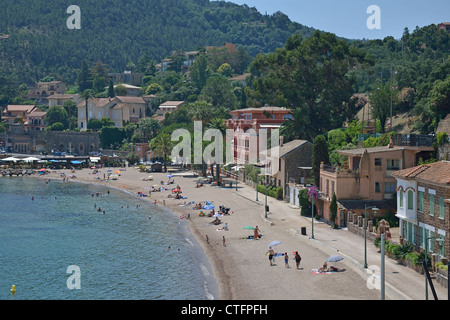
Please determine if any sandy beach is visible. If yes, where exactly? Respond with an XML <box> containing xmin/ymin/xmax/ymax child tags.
<box><xmin>36</xmin><ymin>166</ymin><xmax>383</xmax><ymax>300</ymax></box>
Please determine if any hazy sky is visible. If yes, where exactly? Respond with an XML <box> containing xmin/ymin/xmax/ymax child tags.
<box><xmin>216</xmin><ymin>0</ymin><xmax>450</xmax><ymax>39</ymax></box>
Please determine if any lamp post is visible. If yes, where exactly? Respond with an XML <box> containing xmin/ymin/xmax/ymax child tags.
<box><xmin>364</xmin><ymin>204</ymin><xmax>378</xmax><ymax>269</ymax></box>
<box><xmin>424</xmin><ymin>236</ymin><xmax>434</xmax><ymax>300</ymax></box>
<box><xmin>264</xmin><ymin>172</ymin><xmax>268</xmax><ymax>218</ymax></box>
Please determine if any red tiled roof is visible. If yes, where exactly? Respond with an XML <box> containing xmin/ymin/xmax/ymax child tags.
<box><xmin>392</xmin><ymin>161</ymin><xmax>450</xmax><ymax>184</ymax></box>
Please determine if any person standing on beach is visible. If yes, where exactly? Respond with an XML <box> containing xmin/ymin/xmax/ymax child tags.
<box><xmin>266</xmin><ymin>247</ymin><xmax>275</xmax><ymax>266</ymax></box>
<box><xmin>294</xmin><ymin>251</ymin><xmax>302</xmax><ymax>269</ymax></box>
<box><xmin>222</xmin><ymin>236</ymin><xmax>226</xmax><ymax>247</ymax></box>
<box><xmin>254</xmin><ymin>226</ymin><xmax>260</xmax><ymax>240</ymax></box>
<box><xmin>284</xmin><ymin>252</ymin><xmax>290</xmax><ymax>268</ymax></box>
<box><xmin>206</xmin><ymin>235</ymin><xmax>209</xmax><ymax>244</ymax></box>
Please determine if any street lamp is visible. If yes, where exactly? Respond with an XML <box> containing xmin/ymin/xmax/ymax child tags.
<box><xmin>364</xmin><ymin>204</ymin><xmax>378</xmax><ymax>268</ymax></box>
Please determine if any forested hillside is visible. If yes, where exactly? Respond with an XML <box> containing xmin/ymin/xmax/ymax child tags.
<box><xmin>0</xmin><ymin>0</ymin><xmax>314</xmax><ymax>84</ymax></box>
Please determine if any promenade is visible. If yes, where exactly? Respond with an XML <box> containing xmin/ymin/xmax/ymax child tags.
<box><xmin>234</xmin><ymin>181</ymin><xmax>449</xmax><ymax>300</ymax></box>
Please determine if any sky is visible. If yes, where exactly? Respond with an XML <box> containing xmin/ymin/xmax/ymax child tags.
<box><xmin>215</xmin><ymin>0</ymin><xmax>450</xmax><ymax>40</ymax></box>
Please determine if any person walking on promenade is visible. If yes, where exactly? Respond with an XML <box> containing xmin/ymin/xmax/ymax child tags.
<box><xmin>294</xmin><ymin>251</ymin><xmax>302</xmax><ymax>269</ymax></box>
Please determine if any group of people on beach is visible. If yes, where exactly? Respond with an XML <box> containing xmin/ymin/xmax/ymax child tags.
<box><xmin>266</xmin><ymin>247</ymin><xmax>302</xmax><ymax>269</ymax></box>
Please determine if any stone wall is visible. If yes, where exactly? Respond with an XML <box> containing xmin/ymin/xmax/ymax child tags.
<box><xmin>347</xmin><ymin>212</ymin><xmax>378</xmax><ymax>243</ymax></box>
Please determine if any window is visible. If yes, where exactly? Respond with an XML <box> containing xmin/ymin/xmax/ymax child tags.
<box><xmin>439</xmin><ymin>197</ymin><xmax>444</xmax><ymax>219</ymax></box>
<box><xmin>407</xmin><ymin>190</ymin><xmax>414</xmax><ymax>210</ymax></box>
<box><xmin>386</xmin><ymin>159</ymin><xmax>400</xmax><ymax>170</ymax></box>
<box><xmin>399</xmin><ymin>190</ymin><xmax>404</xmax><ymax>208</ymax></box>
<box><xmin>375</xmin><ymin>158</ymin><xmax>382</xmax><ymax>166</ymax></box>
<box><xmin>375</xmin><ymin>182</ymin><xmax>381</xmax><ymax>193</ymax></box>
<box><xmin>419</xmin><ymin>191</ymin><xmax>424</xmax><ymax>212</ymax></box>
<box><xmin>438</xmin><ymin>234</ymin><xmax>445</xmax><ymax>256</ymax></box>
<box><xmin>384</xmin><ymin>182</ymin><xmax>396</xmax><ymax>194</ymax></box>
<box><xmin>429</xmin><ymin>194</ymin><xmax>435</xmax><ymax>216</ymax></box>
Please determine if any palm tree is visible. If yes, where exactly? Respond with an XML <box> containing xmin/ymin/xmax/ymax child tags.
<box><xmin>150</xmin><ymin>133</ymin><xmax>174</xmax><ymax>173</ymax></box>
<box><xmin>280</xmin><ymin>107</ymin><xmax>316</xmax><ymax>142</ymax></box>
<box><xmin>206</xmin><ymin>117</ymin><xmax>229</xmax><ymax>179</ymax></box>
<box><xmin>135</xmin><ymin>118</ymin><xmax>161</xmax><ymax>143</ymax></box>
<box><xmin>187</xmin><ymin>101</ymin><xmax>216</xmax><ymax>176</ymax></box>
<box><xmin>80</xmin><ymin>89</ymin><xmax>94</xmax><ymax>131</ymax></box>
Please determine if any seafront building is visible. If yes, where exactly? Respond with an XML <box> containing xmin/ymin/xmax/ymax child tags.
<box><xmin>226</xmin><ymin>106</ymin><xmax>292</xmax><ymax>164</ymax></box>
<box><xmin>392</xmin><ymin>161</ymin><xmax>449</xmax><ymax>262</ymax></box>
<box><xmin>316</xmin><ymin>134</ymin><xmax>435</xmax><ymax>227</ymax></box>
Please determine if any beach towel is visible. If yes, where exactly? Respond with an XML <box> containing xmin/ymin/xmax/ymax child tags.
<box><xmin>311</xmin><ymin>269</ymin><xmax>332</xmax><ymax>274</ymax></box>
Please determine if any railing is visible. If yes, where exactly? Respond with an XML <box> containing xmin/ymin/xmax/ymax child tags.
<box><xmin>392</xmin><ymin>134</ymin><xmax>434</xmax><ymax>147</ymax></box>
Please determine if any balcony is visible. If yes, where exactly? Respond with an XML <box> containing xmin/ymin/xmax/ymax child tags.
<box><xmin>392</xmin><ymin>134</ymin><xmax>434</xmax><ymax>147</ymax></box>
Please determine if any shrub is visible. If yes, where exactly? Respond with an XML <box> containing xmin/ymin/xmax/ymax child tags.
<box><xmin>393</xmin><ymin>242</ymin><xmax>414</xmax><ymax>261</ymax></box>
<box><xmin>405</xmin><ymin>252</ymin><xmax>420</xmax><ymax>266</ymax></box>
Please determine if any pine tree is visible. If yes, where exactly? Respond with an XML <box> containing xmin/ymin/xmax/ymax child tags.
<box><xmin>77</xmin><ymin>60</ymin><xmax>92</xmax><ymax>93</ymax></box>
<box><xmin>108</xmin><ymin>80</ymin><xmax>115</xmax><ymax>98</ymax></box>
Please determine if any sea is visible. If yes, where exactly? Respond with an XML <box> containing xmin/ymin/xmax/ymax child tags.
<box><xmin>0</xmin><ymin>176</ymin><xmax>219</xmax><ymax>300</ymax></box>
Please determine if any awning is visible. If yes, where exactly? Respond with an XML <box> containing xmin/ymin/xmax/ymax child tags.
<box><xmin>71</xmin><ymin>160</ymin><xmax>82</xmax><ymax>164</ymax></box>
<box><xmin>90</xmin><ymin>157</ymin><xmax>101</xmax><ymax>163</ymax></box>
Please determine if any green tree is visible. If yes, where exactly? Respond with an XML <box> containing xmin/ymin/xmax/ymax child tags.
<box><xmin>45</xmin><ymin>106</ymin><xmax>69</xmax><ymax>128</ymax></box>
<box><xmin>190</xmin><ymin>53</ymin><xmax>208</xmax><ymax>92</ymax></box>
<box><xmin>217</xmin><ymin>63</ymin><xmax>233</xmax><ymax>77</ymax></box>
<box><xmin>77</xmin><ymin>60</ymin><xmax>92</xmax><ymax>93</ymax></box>
<box><xmin>108</xmin><ymin>80</ymin><xmax>115</xmax><ymax>98</ymax></box>
<box><xmin>50</xmin><ymin>122</ymin><xmax>65</xmax><ymax>131</ymax></box>
<box><xmin>429</xmin><ymin>76</ymin><xmax>450</xmax><ymax>132</ymax></box>
<box><xmin>80</xmin><ymin>89</ymin><xmax>94</xmax><ymax>130</ymax></box>
<box><xmin>150</xmin><ymin>133</ymin><xmax>174</xmax><ymax>172</ymax></box>
<box><xmin>329</xmin><ymin>192</ymin><xmax>338</xmax><ymax>228</ymax></box>
<box><xmin>369</xmin><ymin>82</ymin><xmax>392</xmax><ymax>133</ymax></box>
<box><xmin>134</xmin><ymin>118</ymin><xmax>161</xmax><ymax>143</ymax></box>
<box><xmin>199</xmin><ymin>74</ymin><xmax>238</xmax><ymax>110</ymax></box>
<box><xmin>250</xmin><ymin>31</ymin><xmax>370</xmax><ymax>138</ymax></box>
<box><xmin>87</xmin><ymin>119</ymin><xmax>103</xmax><ymax>131</ymax></box>
<box><xmin>312</xmin><ymin>135</ymin><xmax>329</xmax><ymax>187</ymax></box>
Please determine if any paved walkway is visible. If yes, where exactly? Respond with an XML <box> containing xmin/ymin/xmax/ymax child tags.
<box><xmin>232</xmin><ymin>182</ymin><xmax>448</xmax><ymax>300</ymax></box>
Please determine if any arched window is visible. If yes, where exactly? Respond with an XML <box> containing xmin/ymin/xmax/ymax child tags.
<box><xmin>407</xmin><ymin>190</ymin><xmax>414</xmax><ymax>210</ymax></box>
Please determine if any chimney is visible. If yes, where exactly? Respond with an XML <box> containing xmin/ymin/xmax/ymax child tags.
<box><xmin>280</xmin><ymin>136</ymin><xmax>284</xmax><ymax>147</ymax></box>
<box><xmin>387</xmin><ymin>134</ymin><xmax>394</xmax><ymax>148</ymax></box>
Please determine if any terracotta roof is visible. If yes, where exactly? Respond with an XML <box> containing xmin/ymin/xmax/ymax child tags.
<box><xmin>4</xmin><ymin>105</ymin><xmax>36</xmax><ymax>113</ymax></box>
<box><xmin>230</xmin><ymin>106</ymin><xmax>290</xmax><ymax>113</ymax></box>
<box><xmin>338</xmin><ymin>146</ymin><xmax>404</xmax><ymax>156</ymax></box>
<box><xmin>115</xmin><ymin>96</ymin><xmax>145</xmax><ymax>104</ymax></box>
<box><xmin>392</xmin><ymin>161</ymin><xmax>450</xmax><ymax>185</ymax></box>
<box><xmin>159</xmin><ymin>101</ymin><xmax>185</xmax><ymax>107</ymax></box>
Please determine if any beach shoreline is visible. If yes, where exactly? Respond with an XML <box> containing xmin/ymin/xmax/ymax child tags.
<box><xmin>22</xmin><ymin>166</ymin><xmax>383</xmax><ymax>300</ymax></box>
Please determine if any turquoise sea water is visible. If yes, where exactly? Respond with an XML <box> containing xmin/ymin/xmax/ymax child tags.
<box><xmin>0</xmin><ymin>177</ymin><xmax>219</xmax><ymax>300</ymax></box>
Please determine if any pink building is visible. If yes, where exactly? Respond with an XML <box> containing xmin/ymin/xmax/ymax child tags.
<box><xmin>318</xmin><ymin>135</ymin><xmax>434</xmax><ymax>227</ymax></box>
<box><xmin>226</xmin><ymin>106</ymin><xmax>292</xmax><ymax>164</ymax></box>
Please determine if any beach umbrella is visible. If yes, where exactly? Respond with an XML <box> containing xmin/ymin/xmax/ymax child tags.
<box><xmin>167</xmin><ymin>174</ymin><xmax>173</xmax><ymax>177</ymax></box>
<box><xmin>326</xmin><ymin>255</ymin><xmax>343</xmax><ymax>263</ymax></box>
<box><xmin>212</xmin><ymin>213</ymin><xmax>222</xmax><ymax>218</ymax></box>
<box><xmin>1</xmin><ymin>157</ymin><xmax>19</xmax><ymax>162</ymax></box>
<box><xmin>172</xmin><ymin>188</ymin><xmax>181</xmax><ymax>193</ymax></box>
<box><xmin>243</xmin><ymin>226</ymin><xmax>255</xmax><ymax>230</ymax></box>
<box><xmin>268</xmin><ymin>240</ymin><xmax>282</xmax><ymax>247</ymax></box>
